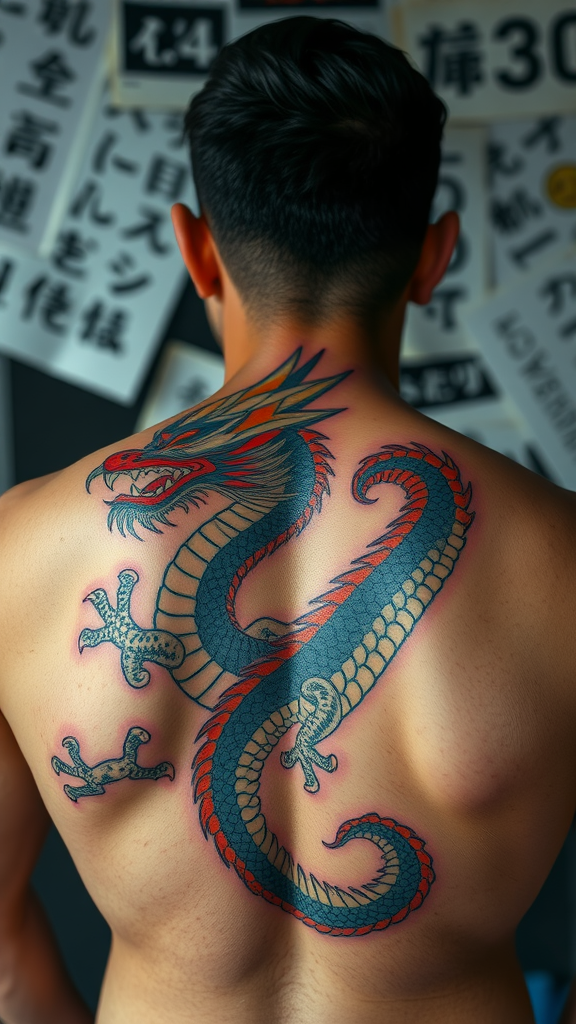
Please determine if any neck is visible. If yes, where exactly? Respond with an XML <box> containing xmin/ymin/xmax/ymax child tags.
<box><xmin>215</xmin><ymin>290</ymin><xmax>408</xmax><ymax>393</ymax></box>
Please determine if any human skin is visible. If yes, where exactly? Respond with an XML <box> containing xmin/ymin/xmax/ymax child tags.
<box><xmin>0</xmin><ymin>204</ymin><xmax>574</xmax><ymax>1023</ymax></box>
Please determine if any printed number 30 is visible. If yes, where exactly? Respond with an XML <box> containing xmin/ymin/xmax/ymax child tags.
<box><xmin>494</xmin><ymin>13</ymin><xmax>576</xmax><ymax>88</ymax></box>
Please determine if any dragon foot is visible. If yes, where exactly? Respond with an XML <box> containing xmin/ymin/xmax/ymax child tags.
<box><xmin>78</xmin><ymin>569</ymin><xmax>185</xmax><ymax>688</ymax></box>
<box><xmin>280</xmin><ymin>677</ymin><xmax>341</xmax><ymax>793</ymax></box>
<box><xmin>52</xmin><ymin>727</ymin><xmax>175</xmax><ymax>802</ymax></box>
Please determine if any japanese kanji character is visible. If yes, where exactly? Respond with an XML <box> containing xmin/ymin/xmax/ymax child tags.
<box><xmin>17</xmin><ymin>50</ymin><xmax>75</xmax><ymax>107</ymax></box>
<box><xmin>52</xmin><ymin>229</ymin><xmax>97</xmax><ymax>278</ymax></box>
<box><xmin>0</xmin><ymin>1</ymin><xmax>26</xmax><ymax>12</ymax></box>
<box><xmin>21</xmin><ymin>275</ymin><xmax>72</xmax><ymax>333</ymax></box>
<box><xmin>122</xmin><ymin>206</ymin><xmax>170</xmax><ymax>255</ymax></box>
<box><xmin>540</xmin><ymin>273</ymin><xmax>576</xmax><ymax>316</ymax></box>
<box><xmin>522</xmin><ymin>118</ymin><xmax>562</xmax><ymax>154</ymax></box>
<box><xmin>0</xmin><ymin>259</ymin><xmax>14</xmax><ymax>305</ymax></box>
<box><xmin>80</xmin><ymin>300</ymin><xmax>127</xmax><ymax>352</ymax></box>
<box><xmin>107</xmin><ymin>251</ymin><xmax>151</xmax><ymax>294</ymax></box>
<box><xmin>128</xmin><ymin>15</ymin><xmax>177</xmax><ymax>67</ymax></box>
<box><xmin>144</xmin><ymin>156</ymin><xmax>187</xmax><ymax>201</ymax></box>
<box><xmin>488</xmin><ymin>142</ymin><xmax>524</xmax><ymax>183</ymax></box>
<box><xmin>491</xmin><ymin>189</ymin><xmax>542</xmax><ymax>234</ymax></box>
<box><xmin>422</xmin><ymin>286</ymin><xmax>466</xmax><ymax>331</ymax></box>
<box><xmin>3</xmin><ymin>110</ymin><xmax>59</xmax><ymax>170</ymax></box>
<box><xmin>419</xmin><ymin>22</ymin><xmax>484</xmax><ymax>96</ymax></box>
<box><xmin>38</xmin><ymin>0</ymin><xmax>96</xmax><ymax>46</ymax></box>
<box><xmin>92</xmin><ymin>132</ymin><xmax>139</xmax><ymax>176</ymax></box>
<box><xmin>0</xmin><ymin>173</ymin><xmax>35</xmax><ymax>232</ymax></box>
<box><xmin>69</xmin><ymin>180</ymin><xmax>115</xmax><ymax>225</ymax></box>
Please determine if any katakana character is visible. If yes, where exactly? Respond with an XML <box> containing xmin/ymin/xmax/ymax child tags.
<box><xmin>0</xmin><ymin>259</ymin><xmax>14</xmax><ymax>305</ymax></box>
<box><xmin>419</xmin><ymin>22</ymin><xmax>484</xmax><ymax>96</ymax></box>
<box><xmin>177</xmin><ymin>377</ymin><xmax>210</xmax><ymax>407</ymax></box>
<box><xmin>540</xmin><ymin>273</ymin><xmax>576</xmax><ymax>316</ymax></box>
<box><xmin>144</xmin><ymin>155</ymin><xmax>187</xmax><ymax>201</ymax></box>
<box><xmin>17</xmin><ymin>49</ymin><xmax>75</xmax><ymax>107</ymax></box>
<box><xmin>488</xmin><ymin>142</ymin><xmax>524</xmax><ymax>183</ymax></box>
<box><xmin>522</xmin><ymin>118</ymin><xmax>562</xmax><ymax>154</ymax></box>
<box><xmin>21</xmin><ymin>275</ymin><xmax>72</xmax><ymax>333</ymax></box>
<box><xmin>69</xmin><ymin>180</ymin><xmax>115</xmax><ymax>225</ymax></box>
<box><xmin>559</xmin><ymin>317</ymin><xmax>576</xmax><ymax>340</ymax></box>
<box><xmin>52</xmin><ymin>229</ymin><xmax>97</xmax><ymax>278</ymax></box>
<box><xmin>107</xmin><ymin>251</ymin><xmax>151</xmax><ymax>294</ymax></box>
<box><xmin>3</xmin><ymin>110</ymin><xmax>59</xmax><ymax>170</ymax></box>
<box><xmin>92</xmin><ymin>131</ymin><xmax>139</xmax><ymax>176</ymax></box>
<box><xmin>80</xmin><ymin>300</ymin><xmax>127</xmax><ymax>352</ymax></box>
<box><xmin>122</xmin><ymin>206</ymin><xmax>170</xmax><ymax>254</ymax></box>
<box><xmin>128</xmin><ymin>15</ymin><xmax>177</xmax><ymax>66</ymax></box>
<box><xmin>422</xmin><ymin>286</ymin><xmax>466</xmax><ymax>331</ymax></box>
<box><xmin>162</xmin><ymin>112</ymin><xmax>185</xmax><ymax>149</ymax></box>
<box><xmin>509</xmin><ymin>230</ymin><xmax>558</xmax><ymax>269</ymax></box>
<box><xmin>38</xmin><ymin>0</ymin><xmax>96</xmax><ymax>46</ymax></box>
<box><xmin>104</xmin><ymin>106</ymin><xmax>151</xmax><ymax>133</ymax></box>
<box><xmin>0</xmin><ymin>173</ymin><xmax>35</xmax><ymax>232</ymax></box>
<box><xmin>491</xmin><ymin>189</ymin><xmax>542</xmax><ymax>234</ymax></box>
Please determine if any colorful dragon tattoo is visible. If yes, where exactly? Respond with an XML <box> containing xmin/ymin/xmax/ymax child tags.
<box><xmin>53</xmin><ymin>349</ymin><xmax>474</xmax><ymax>938</ymax></box>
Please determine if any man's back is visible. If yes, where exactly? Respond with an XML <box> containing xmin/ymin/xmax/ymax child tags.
<box><xmin>1</xmin><ymin>348</ymin><xmax>575</xmax><ymax>1022</ymax></box>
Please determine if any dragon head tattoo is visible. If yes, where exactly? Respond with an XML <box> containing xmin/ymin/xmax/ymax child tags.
<box><xmin>87</xmin><ymin>350</ymin><xmax>348</xmax><ymax>538</ymax></box>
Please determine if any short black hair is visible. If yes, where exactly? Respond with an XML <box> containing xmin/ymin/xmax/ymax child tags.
<box><xmin>185</xmin><ymin>16</ymin><xmax>446</xmax><ymax>324</ymax></box>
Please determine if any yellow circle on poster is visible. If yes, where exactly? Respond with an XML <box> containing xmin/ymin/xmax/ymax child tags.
<box><xmin>546</xmin><ymin>165</ymin><xmax>576</xmax><ymax>209</ymax></box>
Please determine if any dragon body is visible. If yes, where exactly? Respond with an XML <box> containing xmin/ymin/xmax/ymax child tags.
<box><xmin>77</xmin><ymin>350</ymin><xmax>474</xmax><ymax>936</ymax></box>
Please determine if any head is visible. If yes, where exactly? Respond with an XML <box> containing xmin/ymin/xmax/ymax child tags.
<box><xmin>174</xmin><ymin>17</ymin><xmax>457</xmax><ymax>341</ymax></box>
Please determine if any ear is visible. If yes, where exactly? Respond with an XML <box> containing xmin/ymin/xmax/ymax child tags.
<box><xmin>171</xmin><ymin>203</ymin><xmax>223</xmax><ymax>300</ymax></box>
<box><xmin>408</xmin><ymin>211</ymin><xmax>460</xmax><ymax>306</ymax></box>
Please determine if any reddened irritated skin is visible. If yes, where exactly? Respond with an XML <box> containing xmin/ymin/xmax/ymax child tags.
<box><xmin>0</xmin><ymin>205</ymin><xmax>575</xmax><ymax>1024</ymax></box>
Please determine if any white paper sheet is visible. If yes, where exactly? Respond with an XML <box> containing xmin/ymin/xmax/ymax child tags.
<box><xmin>463</xmin><ymin>254</ymin><xmax>576</xmax><ymax>489</ymax></box>
<box><xmin>0</xmin><ymin>0</ymin><xmax>111</xmax><ymax>255</ymax></box>
<box><xmin>489</xmin><ymin>116</ymin><xmax>576</xmax><ymax>287</ymax></box>
<box><xmin>392</xmin><ymin>0</ymin><xmax>576</xmax><ymax>122</ymax></box>
<box><xmin>229</xmin><ymin>0</ymin><xmax>389</xmax><ymax>48</ymax></box>
<box><xmin>137</xmin><ymin>339</ymin><xmax>224</xmax><ymax>430</ymax></box>
<box><xmin>0</xmin><ymin>87</ymin><xmax>196</xmax><ymax>405</ymax></box>
<box><xmin>403</xmin><ymin>126</ymin><xmax>487</xmax><ymax>359</ymax></box>
<box><xmin>400</xmin><ymin>352</ymin><xmax>557</xmax><ymax>480</ymax></box>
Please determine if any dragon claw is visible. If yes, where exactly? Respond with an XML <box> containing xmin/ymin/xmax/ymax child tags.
<box><xmin>78</xmin><ymin>568</ymin><xmax>185</xmax><ymax>689</ymax></box>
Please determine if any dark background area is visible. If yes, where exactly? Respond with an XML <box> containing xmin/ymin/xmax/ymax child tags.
<box><xmin>8</xmin><ymin>278</ymin><xmax>575</xmax><ymax>1011</ymax></box>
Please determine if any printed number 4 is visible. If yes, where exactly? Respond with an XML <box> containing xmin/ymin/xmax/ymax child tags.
<box><xmin>177</xmin><ymin>18</ymin><xmax>218</xmax><ymax>70</ymax></box>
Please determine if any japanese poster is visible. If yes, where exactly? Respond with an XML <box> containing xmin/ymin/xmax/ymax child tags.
<box><xmin>400</xmin><ymin>353</ymin><xmax>556</xmax><ymax>481</ymax></box>
<box><xmin>403</xmin><ymin>126</ymin><xmax>487</xmax><ymax>359</ymax></box>
<box><xmin>137</xmin><ymin>340</ymin><xmax>224</xmax><ymax>430</ymax></box>
<box><xmin>0</xmin><ymin>356</ymin><xmax>12</xmax><ymax>495</ymax></box>
<box><xmin>489</xmin><ymin>115</ymin><xmax>576</xmax><ymax>287</ymax></box>
<box><xmin>230</xmin><ymin>0</ymin><xmax>388</xmax><ymax>49</ymax></box>
<box><xmin>0</xmin><ymin>0</ymin><xmax>111</xmax><ymax>256</ymax></box>
<box><xmin>112</xmin><ymin>0</ymin><xmax>227</xmax><ymax>109</ymax></box>
<box><xmin>464</xmin><ymin>254</ymin><xmax>576</xmax><ymax>489</ymax></box>
<box><xmin>392</xmin><ymin>0</ymin><xmax>576</xmax><ymax>122</ymax></box>
<box><xmin>0</xmin><ymin>89</ymin><xmax>196</xmax><ymax>404</ymax></box>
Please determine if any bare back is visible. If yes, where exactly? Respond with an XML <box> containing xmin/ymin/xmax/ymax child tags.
<box><xmin>2</xmin><ymin>347</ymin><xmax>576</xmax><ymax>1024</ymax></box>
